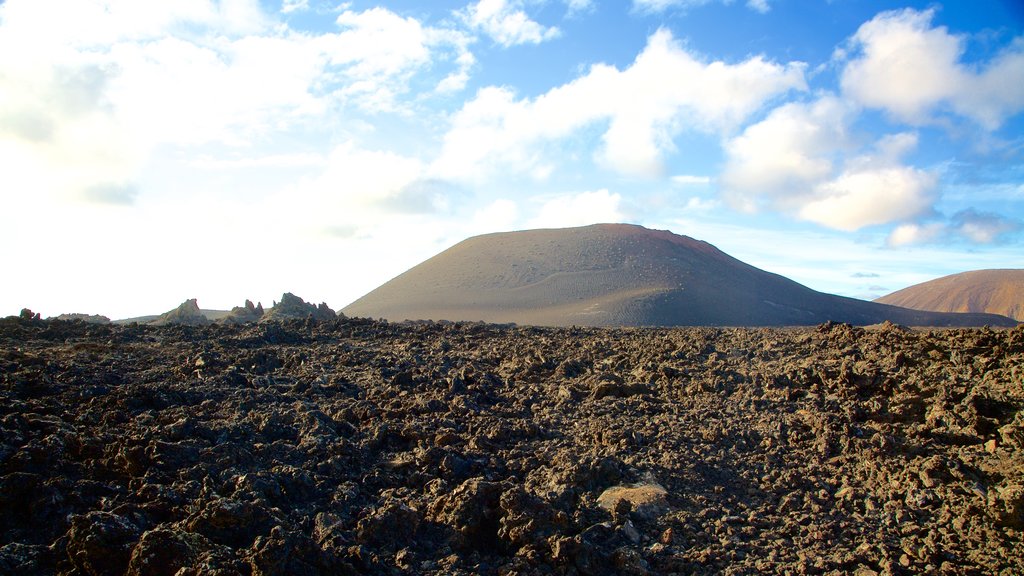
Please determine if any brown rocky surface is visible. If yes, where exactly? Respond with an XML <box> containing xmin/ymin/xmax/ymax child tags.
<box><xmin>1</xmin><ymin>315</ymin><xmax>1022</xmax><ymax>575</ymax></box>
<box><xmin>876</xmin><ymin>269</ymin><xmax>1024</xmax><ymax>322</ymax></box>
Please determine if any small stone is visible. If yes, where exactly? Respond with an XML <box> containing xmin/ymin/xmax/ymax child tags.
<box><xmin>620</xmin><ymin>520</ymin><xmax>641</xmax><ymax>544</ymax></box>
<box><xmin>984</xmin><ymin>439</ymin><xmax>998</xmax><ymax>454</ymax></box>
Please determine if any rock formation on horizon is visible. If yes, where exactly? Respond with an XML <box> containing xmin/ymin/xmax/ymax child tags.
<box><xmin>343</xmin><ymin>223</ymin><xmax>1017</xmax><ymax>327</ymax></box>
<box><xmin>53</xmin><ymin>313</ymin><xmax>111</xmax><ymax>324</ymax></box>
<box><xmin>260</xmin><ymin>293</ymin><xmax>337</xmax><ymax>323</ymax></box>
<box><xmin>149</xmin><ymin>298</ymin><xmax>210</xmax><ymax>326</ymax></box>
<box><xmin>218</xmin><ymin>299</ymin><xmax>265</xmax><ymax>325</ymax></box>
<box><xmin>876</xmin><ymin>269</ymin><xmax>1024</xmax><ymax>321</ymax></box>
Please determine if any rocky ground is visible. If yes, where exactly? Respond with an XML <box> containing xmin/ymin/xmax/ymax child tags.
<box><xmin>1</xmin><ymin>315</ymin><xmax>1022</xmax><ymax>575</ymax></box>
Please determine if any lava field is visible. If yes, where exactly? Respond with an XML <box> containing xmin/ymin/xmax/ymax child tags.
<box><xmin>1</xmin><ymin>316</ymin><xmax>1022</xmax><ymax>575</ymax></box>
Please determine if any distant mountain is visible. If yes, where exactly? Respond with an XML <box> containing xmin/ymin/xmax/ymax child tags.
<box><xmin>875</xmin><ymin>269</ymin><xmax>1024</xmax><ymax>321</ymax></box>
<box><xmin>343</xmin><ymin>224</ymin><xmax>1017</xmax><ymax>327</ymax></box>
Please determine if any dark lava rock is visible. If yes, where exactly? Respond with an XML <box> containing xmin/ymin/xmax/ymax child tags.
<box><xmin>260</xmin><ymin>293</ymin><xmax>337</xmax><ymax>323</ymax></box>
<box><xmin>0</xmin><ymin>315</ymin><xmax>1021</xmax><ymax>575</ymax></box>
<box><xmin>66</xmin><ymin>511</ymin><xmax>140</xmax><ymax>576</ymax></box>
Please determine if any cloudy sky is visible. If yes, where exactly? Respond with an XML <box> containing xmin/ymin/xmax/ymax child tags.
<box><xmin>2</xmin><ymin>0</ymin><xmax>1023</xmax><ymax>319</ymax></box>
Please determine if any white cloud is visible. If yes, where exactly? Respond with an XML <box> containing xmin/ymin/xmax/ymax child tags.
<box><xmin>952</xmin><ymin>209</ymin><xmax>1021</xmax><ymax>243</ymax></box>
<box><xmin>528</xmin><ymin>189</ymin><xmax>626</xmax><ymax>229</ymax></box>
<box><xmin>633</xmin><ymin>0</ymin><xmax>769</xmax><ymax>13</ymax></box>
<box><xmin>432</xmin><ymin>28</ymin><xmax>805</xmax><ymax>181</ymax></box>
<box><xmin>799</xmin><ymin>165</ymin><xmax>937</xmax><ymax>231</ymax></box>
<box><xmin>0</xmin><ymin>2</ymin><xmax>473</xmax><ymax>204</ymax></box>
<box><xmin>323</xmin><ymin>8</ymin><xmax>475</xmax><ymax>110</ymax></box>
<box><xmin>564</xmin><ymin>0</ymin><xmax>594</xmax><ymax>16</ymax></box>
<box><xmin>281</xmin><ymin>0</ymin><xmax>309</xmax><ymax>14</ymax></box>
<box><xmin>840</xmin><ymin>8</ymin><xmax>1024</xmax><ymax>129</ymax></box>
<box><xmin>458</xmin><ymin>0</ymin><xmax>560</xmax><ymax>47</ymax></box>
<box><xmin>746</xmin><ymin>0</ymin><xmax>770</xmax><ymax>14</ymax></box>
<box><xmin>886</xmin><ymin>210</ymin><xmax>1022</xmax><ymax>247</ymax></box>
<box><xmin>722</xmin><ymin>97</ymin><xmax>938</xmax><ymax>230</ymax></box>
<box><xmin>671</xmin><ymin>174</ymin><xmax>712</xmax><ymax>186</ymax></box>
<box><xmin>472</xmin><ymin>198</ymin><xmax>521</xmax><ymax>233</ymax></box>
<box><xmin>721</xmin><ymin>95</ymin><xmax>852</xmax><ymax>212</ymax></box>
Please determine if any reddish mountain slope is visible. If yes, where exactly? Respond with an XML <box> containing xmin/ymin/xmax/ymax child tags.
<box><xmin>876</xmin><ymin>269</ymin><xmax>1024</xmax><ymax>321</ymax></box>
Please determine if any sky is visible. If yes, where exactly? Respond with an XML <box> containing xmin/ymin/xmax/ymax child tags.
<box><xmin>1</xmin><ymin>0</ymin><xmax>1023</xmax><ymax>320</ymax></box>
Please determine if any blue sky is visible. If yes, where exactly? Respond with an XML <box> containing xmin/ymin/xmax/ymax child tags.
<box><xmin>1</xmin><ymin>0</ymin><xmax>1022</xmax><ymax>319</ymax></box>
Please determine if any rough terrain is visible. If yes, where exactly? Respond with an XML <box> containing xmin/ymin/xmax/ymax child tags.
<box><xmin>1</xmin><ymin>315</ymin><xmax>1022</xmax><ymax>575</ymax></box>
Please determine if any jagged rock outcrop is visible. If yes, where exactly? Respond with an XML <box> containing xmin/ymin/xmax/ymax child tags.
<box><xmin>53</xmin><ymin>313</ymin><xmax>111</xmax><ymax>324</ymax></box>
<box><xmin>260</xmin><ymin>293</ymin><xmax>337</xmax><ymax>323</ymax></box>
<box><xmin>217</xmin><ymin>300</ymin><xmax>264</xmax><ymax>325</ymax></box>
<box><xmin>149</xmin><ymin>299</ymin><xmax>210</xmax><ymax>326</ymax></box>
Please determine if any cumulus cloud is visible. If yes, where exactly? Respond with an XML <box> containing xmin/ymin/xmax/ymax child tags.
<box><xmin>722</xmin><ymin>97</ymin><xmax>939</xmax><ymax>230</ymax></box>
<box><xmin>431</xmin><ymin>28</ymin><xmax>805</xmax><ymax>181</ymax></box>
<box><xmin>840</xmin><ymin>8</ymin><xmax>1024</xmax><ymax>129</ymax></box>
<box><xmin>458</xmin><ymin>0</ymin><xmax>560</xmax><ymax>47</ymax></box>
<box><xmin>886</xmin><ymin>209</ymin><xmax>1021</xmax><ymax>247</ymax></box>
<box><xmin>798</xmin><ymin>164</ymin><xmax>937</xmax><ymax>231</ymax></box>
<box><xmin>323</xmin><ymin>8</ymin><xmax>475</xmax><ymax>110</ymax></box>
<box><xmin>0</xmin><ymin>1</ymin><xmax>473</xmax><ymax>203</ymax></box>
<box><xmin>528</xmin><ymin>189</ymin><xmax>626</xmax><ymax>229</ymax></box>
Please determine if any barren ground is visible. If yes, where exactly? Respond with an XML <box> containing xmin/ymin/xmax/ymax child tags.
<box><xmin>1</xmin><ymin>316</ymin><xmax>1022</xmax><ymax>575</ymax></box>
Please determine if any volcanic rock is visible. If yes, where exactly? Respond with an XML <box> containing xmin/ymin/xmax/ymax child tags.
<box><xmin>876</xmin><ymin>269</ymin><xmax>1024</xmax><ymax>321</ymax></box>
<box><xmin>260</xmin><ymin>293</ymin><xmax>337</xmax><ymax>323</ymax></box>
<box><xmin>149</xmin><ymin>298</ymin><xmax>210</xmax><ymax>326</ymax></box>
<box><xmin>1</xmin><ymin>315</ymin><xmax>1021</xmax><ymax>574</ymax></box>
<box><xmin>53</xmin><ymin>313</ymin><xmax>111</xmax><ymax>324</ymax></box>
<box><xmin>217</xmin><ymin>299</ymin><xmax>264</xmax><ymax>325</ymax></box>
<box><xmin>343</xmin><ymin>224</ymin><xmax>1017</xmax><ymax>327</ymax></box>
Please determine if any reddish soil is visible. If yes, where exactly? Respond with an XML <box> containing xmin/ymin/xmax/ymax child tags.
<box><xmin>876</xmin><ymin>269</ymin><xmax>1024</xmax><ymax>322</ymax></box>
<box><xmin>1</xmin><ymin>316</ymin><xmax>1022</xmax><ymax>575</ymax></box>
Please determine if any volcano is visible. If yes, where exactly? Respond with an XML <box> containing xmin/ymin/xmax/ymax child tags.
<box><xmin>876</xmin><ymin>269</ymin><xmax>1024</xmax><ymax>321</ymax></box>
<box><xmin>343</xmin><ymin>224</ymin><xmax>1017</xmax><ymax>327</ymax></box>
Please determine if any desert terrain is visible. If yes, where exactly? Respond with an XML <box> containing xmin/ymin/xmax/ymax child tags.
<box><xmin>2</xmin><ymin>314</ymin><xmax>1022</xmax><ymax>575</ymax></box>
